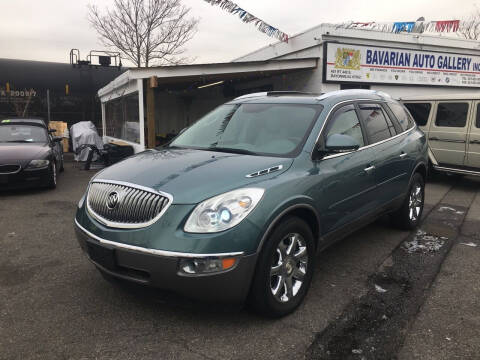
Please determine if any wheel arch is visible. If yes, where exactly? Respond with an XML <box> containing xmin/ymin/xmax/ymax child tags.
<box><xmin>412</xmin><ymin>161</ymin><xmax>427</xmax><ymax>182</ymax></box>
<box><xmin>256</xmin><ymin>203</ymin><xmax>321</xmax><ymax>255</ymax></box>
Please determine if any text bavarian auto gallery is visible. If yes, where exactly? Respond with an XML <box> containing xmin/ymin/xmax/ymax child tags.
<box><xmin>365</xmin><ymin>49</ymin><xmax>480</xmax><ymax>71</ymax></box>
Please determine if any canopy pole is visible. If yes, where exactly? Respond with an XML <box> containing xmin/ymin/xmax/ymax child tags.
<box><xmin>146</xmin><ymin>76</ymin><xmax>157</xmax><ymax>149</ymax></box>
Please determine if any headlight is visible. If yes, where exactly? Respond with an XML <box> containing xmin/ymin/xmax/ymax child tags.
<box><xmin>184</xmin><ymin>188</ymin><xmax>264</xmax><ymax>233</ymax></box>
<box><xmin>78</xmin><ymin>193</ymin><xmax>86</xmax><ymax>209</ymax></box>
<box><xmin>26</xmin><ymin>159</ymin><xmax>50</xmax><ymax>169</ymax></box>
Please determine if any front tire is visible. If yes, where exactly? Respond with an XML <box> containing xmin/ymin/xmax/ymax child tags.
<box><xmin>391</xmin><ymin>173</ymin><xmax>425</xmax><ymax>230</ymax></box>
<box><xmin>249</xmin><ymin>216</ymin><xmax>315</xmax><ymax>317</ymax></box>
<box><xmin>47</xmin><ymin>161</ymin><xmax>57</xmax><ymax>189</ymax></box>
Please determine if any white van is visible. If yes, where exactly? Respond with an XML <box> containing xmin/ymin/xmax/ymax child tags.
<box><xmin>400</xmin><ymin>93</ymin><xmax>480</xmax><ymax>176</ymax></box>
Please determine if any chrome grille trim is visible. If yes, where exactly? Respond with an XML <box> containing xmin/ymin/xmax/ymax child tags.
<box><xmin>86</xmin><ymin>179</ymin><xmax>173</xmax><ymax>229</ymax></box>
<box><xmin>0</xmin><ymin>164</ymin><xmax>21</xmax><ymax>174</ymax></box>
<box><xmin>75</xmin><ymin>218</ymin><xmax>244</xmax><ymax>258</ymax></box>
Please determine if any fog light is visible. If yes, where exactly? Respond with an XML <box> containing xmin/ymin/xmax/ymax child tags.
<box><xmin>179</xmin><ymin>257</ymin><xmax>237</xmax><ymax>275</ymax></box>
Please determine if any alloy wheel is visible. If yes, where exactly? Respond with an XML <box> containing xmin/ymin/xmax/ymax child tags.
<box><xmin>270</xmin><ymin>233</ymin><xmax>308</xmax><ymax>303</ymax></box>
<box><xmin>408</xmin><ymin>183</ymin><xmax>423</xmax><ymax>221</ymax></box>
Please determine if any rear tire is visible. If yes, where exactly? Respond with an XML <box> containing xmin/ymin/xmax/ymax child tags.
<box><xmin>248</xmin><ymin>216</ymin><xmax>315</xmax><ymax>317</ymax></box>
<box><xmin>391</xmin><ymin>173</ymin><xmax>425</xmax><ymax>230</ymax></box>
<box><xmin>59</xmin><ymin>153</ymin><xmax>65</xmax><ymax>172</ymax></box>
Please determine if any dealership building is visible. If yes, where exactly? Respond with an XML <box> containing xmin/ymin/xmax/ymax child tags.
<box><xmin>97</xmin><ymin>24</ymin><xmax>480</xmax><ymax>152</ymax></box>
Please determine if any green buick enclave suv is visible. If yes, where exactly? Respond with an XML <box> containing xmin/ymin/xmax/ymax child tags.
<box><xmin>75</xmin><ymin>90</ymin><xmax>428</xmax><ymax>317</ymax></box>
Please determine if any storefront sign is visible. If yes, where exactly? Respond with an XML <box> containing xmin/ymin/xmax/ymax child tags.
<box><xmin>324</xmin><ymin>42</ymin><xmax>480</xmax><ymax>87</ymax></box>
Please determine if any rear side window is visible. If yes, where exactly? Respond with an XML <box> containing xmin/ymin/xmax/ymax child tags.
<box><xmin>326</xmin><ymin>104</ymin><xmax>365</xmax><ymax>147</ymax></box>
<box><xmin>435</xmin><ymin>102</ymin><xmax>468</xmax><ymax>127</ymax></box>
<box><xmin>403</xmin><ymin>103</ymin><xmax>431</xmax><ymax>127</ymax></box>
<box><xmin>358</xmin><ymin>103</ymin><xmax>393</xmax><ymax>143</ymax></box>
<box><xmin>388</xmin><ymin>102</ymin><xmax>413</xmax><ymax>131</ymax></box>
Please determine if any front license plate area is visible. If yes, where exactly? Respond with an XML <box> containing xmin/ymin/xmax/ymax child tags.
<box><xmin>87</xmin><ymin>242</ymin><xmax>116</xmax><ymax>271</ymax></box>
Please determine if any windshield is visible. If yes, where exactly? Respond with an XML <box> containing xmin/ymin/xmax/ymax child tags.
<box><xmin>0</xmin><ymin>125</ymin><xmax>48</xmax><ymax>143</ymax></box>
<box><xmin>170</xmin><ymin>103</ymin><xmax>322</xmax><ymax>157</ymax></box>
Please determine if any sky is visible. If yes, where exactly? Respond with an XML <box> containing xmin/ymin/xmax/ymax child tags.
<box><xmin>0</xmin><ymin>0</ymin><xmax>479</xmax><ymax>66</ymax></box>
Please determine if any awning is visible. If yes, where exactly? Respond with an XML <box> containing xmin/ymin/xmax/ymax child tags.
<box><xmin>98</xmin><ymin>57</ymin><xmax>318</xmax><ymax>98</ymax></box>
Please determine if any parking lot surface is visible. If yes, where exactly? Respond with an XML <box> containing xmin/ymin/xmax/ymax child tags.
<box><xmin>1</xmin><ymin>161</ymin><xmax>479</xmax><ymax>360</ymax></box>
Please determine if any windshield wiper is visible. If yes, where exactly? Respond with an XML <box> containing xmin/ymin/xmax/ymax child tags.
<box><xmin>207</xmin><ymin>147</ymin><xmax>257</xmax><ymax>155</ymax></box>
<box><xmin>5</xmin><ymin>140</ymin><xmax>34</xmax><ymax>143</ymax></box>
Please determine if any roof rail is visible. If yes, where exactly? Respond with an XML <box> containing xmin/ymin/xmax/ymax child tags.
<box><xmin>234</xmin><ymin>90</ymin><xmax>316</xmax><ymax>101</ymax></box>
<box><xmin>266</xmin><ymin>91</ymin><xmax>315</xmax><ymax>96</ymax></box>
<box><xmin>234</xmin><ymin>92</ymin><xmax>268</xmax><ymax>100</ymax></box>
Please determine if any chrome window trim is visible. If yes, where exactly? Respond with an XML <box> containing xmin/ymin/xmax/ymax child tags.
<box><xmin>311</xmin><ymin>99</ymin><xmax>416</xmax><ymax>161</ymax></box>
<box><xmin>86</xmin><ymin>179</ymin><xmax>174</xmax><ymax>229</ymax></box>
<box><xmin>310</xmin><ymin>98</ymin><xmax>372</xmax><ymax>158</ymax></box>
<box><xmin>75</xmin><ymin>218</ymin><xmax>244</xmax><ymax>258</ymax></box>
<box><xmin>321</xmin><ymin>126</ymin><xmax>416</xmax><ymax>160</ymax></box>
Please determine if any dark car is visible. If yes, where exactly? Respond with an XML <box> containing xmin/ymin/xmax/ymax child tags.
<box><xmin>75</xmin><ymin>90</ymin><xmax>428</xmax><ymax>317</ymax></box>
<box><xmin>0</xmin><ymin>118</ymin><xmax>64</xmax><ymax>189</ymax></box>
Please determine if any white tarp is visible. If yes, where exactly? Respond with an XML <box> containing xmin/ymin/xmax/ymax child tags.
<box><xmin>70</xmin><ymin>121</ymin><xmax>104</xmax><ymax>161</ymax></box>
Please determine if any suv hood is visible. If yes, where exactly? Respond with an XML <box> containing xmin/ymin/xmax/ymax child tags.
<box><xmin>0</xmin><ymin>143</ymin><xmax>49</xmax><ymax>167</ymax></box>
<box><xmin>94</xmin><ymin>148</ymin><xmax>293</xmax><ymax>204</ymax></box>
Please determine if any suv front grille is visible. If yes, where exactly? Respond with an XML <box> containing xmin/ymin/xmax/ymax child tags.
<box><xmin>86</xmin><ymin>181</ymin><xmax>172</xmax><ymax>228</ymax></box>
<box><xmin>0</xmin><ymin>164</ymin><xmax>21</xmax><ymax>174</ymax></box>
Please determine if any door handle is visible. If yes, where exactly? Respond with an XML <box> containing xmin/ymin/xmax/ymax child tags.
<box><xmin>470</xmin><ymin>140</ymin><xmax>480</xmax><ymax>144</ymax></box>
<box><xmin>364</xmin><ymin>165</ymin><xmax>375</xmax><ymax>173</ymax></box>
<box><xmin>429</xmin><ymin>137</ymin><xmax>439</xmax><ymax>141</ymax></box>
<box><xmin>399</xmin><ymin>152</ymin><xmax>408</xmax><ymax>158</ymax></box>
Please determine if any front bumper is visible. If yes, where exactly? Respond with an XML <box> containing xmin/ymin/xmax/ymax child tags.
<box><xmin>0</xmin><ymin>167</ymin><xmax>50</xmax><ymax>190</ymax></box>
<box><xmin>75</xmin><ymin>220</ymin><xmax>257</xmax><ymax>304</ymax></box>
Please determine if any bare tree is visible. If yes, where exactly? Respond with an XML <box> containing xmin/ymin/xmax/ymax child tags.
<box><xmin>459</xmin><ymin>6</ymin><xmax>480</xmax><ymax>40</ymax></box>
<box><xmin>88</xmin><ymin>0</ymin><xmax>198</xmax><ymax>67</ymax></box>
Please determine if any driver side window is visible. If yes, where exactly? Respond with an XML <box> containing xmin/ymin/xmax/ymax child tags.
<box><xmin>325</xmin><ymin>104</ymin><xmax>365</xmax><ymax>147</ymax></box>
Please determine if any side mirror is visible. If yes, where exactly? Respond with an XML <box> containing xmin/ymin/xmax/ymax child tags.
<box><xmin>52</xmin><ymin>136</ymin><xmax>63</xmax><ymax>143</ymax></box>
<box><xmin>324</xmin><ymin>134</ymin><xmax>360</xmax><ymax>153</ymax></box>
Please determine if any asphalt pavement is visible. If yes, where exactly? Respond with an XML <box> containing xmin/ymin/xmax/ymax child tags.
<box><xmin>0</xmin><ymin>161</ymin><xmax>478</xmax><ymax>360</ymax></box>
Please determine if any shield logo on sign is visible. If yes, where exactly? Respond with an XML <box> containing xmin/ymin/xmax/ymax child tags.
<box><xmin>395</xmin><ymin>75</ymin><xmax>399</xmax><ymax>80</ymax></box>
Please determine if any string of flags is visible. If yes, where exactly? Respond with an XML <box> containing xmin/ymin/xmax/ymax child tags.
<box><xmin>202</xmin><ymin>0</ymin><xmax>289</xmax><ymax>42</ymax></box>
<box><xmin>337</xmin><ymin>20</ymin><xmax>461</xmax><ymax>34</ymax></box>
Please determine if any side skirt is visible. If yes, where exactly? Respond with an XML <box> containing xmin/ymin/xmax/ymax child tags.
<box><xmin>434</xmin><ymin>164</ymin><xmax>480</xmax><ymax>177</ymax></box>
<box><xmin>317</xmin><ymin>194</ymin><xmax>406</xmax><ymax>253</ymax></box>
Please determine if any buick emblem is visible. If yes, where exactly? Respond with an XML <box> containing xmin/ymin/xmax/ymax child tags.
<box><xmin>106</xmin><ymin>191</ymin><xmax>119</xmax><ymax>209</ymax></box>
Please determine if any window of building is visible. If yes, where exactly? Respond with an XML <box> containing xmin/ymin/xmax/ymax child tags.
<box><xmin>435</xmin><ymin>102</ymin><xmax>468</xmax><ymax>128</ymax></box>
<box><xmin>358</xmin><ymin>103</ymin><xmax>393</xmax><ymax>143</ymax></box>
<box><xmin>326</xmin><ymin>104</ymin><xmax>365</xmax><ymax>147</ymax></box>
<box><xmin>388</xmin><ymin>102</ymin><xmax>414</xmax><ymax>132</ymax></box>
<box><xmin>403</xmin><ymin>103</ymin><xmax>432</xmax><ymax>127</ymax></box>
<box><xmin>104</xmin><ymin>93</ymin><xmax>140</xmax><ymax>144</ymax></box>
